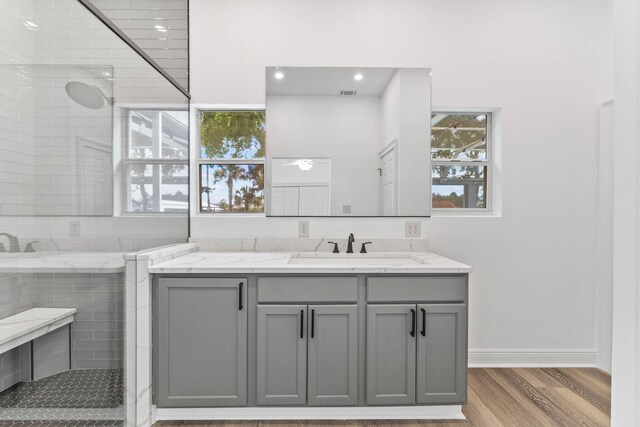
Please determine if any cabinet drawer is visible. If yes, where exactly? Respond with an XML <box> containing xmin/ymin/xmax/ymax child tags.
<box><xmin>258</xmin><ymin>277</ymin><xmax>358</xmax><ymax>303</ymax></box>
<box><xmin>367</xmin><ymin>276</ymin><xmax>467</xmax><ymax>303</ymax></box>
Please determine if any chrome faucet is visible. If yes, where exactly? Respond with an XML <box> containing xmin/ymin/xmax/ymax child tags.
<box><xmin>0</xmin><ymin>233</ymin><xmax>21</xmax><ymax>253</ymax></box>
<box><xmin>346</xmin><ymin>233</ymin><xmax>355</xmax><ymax>254</ymax></box>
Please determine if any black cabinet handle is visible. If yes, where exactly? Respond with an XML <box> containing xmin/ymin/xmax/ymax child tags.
<box><xmin>311</xmin><ymin>309</ymin><xmax>315</xmax><ymax>338</ymax></box>
<box><xmin>300</xmin><ymin>310</ymin><xmax>304</xmax><ymax>339</ymax></box>
<box><xmin>421</xmin><ymin>308</ymin><xmax>426</xmax><ymax>336</ymax></box>
<box><xmin>238</xmin><ymin>282</ymin><xmax>244</xmax><ymax>310</ymax></box>
<box><xmin>410</xmin><ymin>308</ymin><xmax>416</xmax><ymax>337</ymax></box>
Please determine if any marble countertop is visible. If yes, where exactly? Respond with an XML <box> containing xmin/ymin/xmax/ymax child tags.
<box><xmin>148</xmin><ymin>251</ymin><xmax>472</xmax><ymax>274</ymax></box>
<box><xmin>0</xmin><ymin>308</ymin><xmax>77</xmax><ymax>348</ymax></box>
<box><xmin>0</xmin><ymin>252</ymin><xmax>126</xmax><ymax>273</ymax></box>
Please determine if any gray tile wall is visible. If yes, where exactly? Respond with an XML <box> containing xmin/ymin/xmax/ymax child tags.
<box><xmin>34</xmin><ymin>273</ymin><xmax>125</xmax><ymax>370</ymax></box>
<box><xmin>0</xmin><ymin>270</ymin><xmax>125</xmax><ymax>392</ymax></box>
<box><xmin>0</xmin><ymin>348</ymin><xmax>21</xmax><ymax>391</ymax></box>
<box><xmin>33</xmin><ymin>326</ymin><xmax>70</xmax><ymax>380</ymax></box>
<box><xmin>0</xmin><ymin>272</ymin><xmax>36</xmax><ymax>392</ymax></box>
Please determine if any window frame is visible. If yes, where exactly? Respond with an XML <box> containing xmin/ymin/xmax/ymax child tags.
<box><xmin>121</xmin><ymin>108</ymin><xmax>189</xmax><ymax>215</ymax></box>
<box><xmin>196</xmin><ymin>108</ymin><xmax>266</xmax><ymax>215</ymax></box>
<box><xmin>430</xmin><ymin>110</ymin><xmax>494</xmax><ymax>214</ymax></box>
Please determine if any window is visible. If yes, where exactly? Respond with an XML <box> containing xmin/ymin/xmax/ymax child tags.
<box><xmin>198</xmin><ymin>110</ymin><xmax>265</xmax><ymax>213</ymax></box>
<box><xmin>431</xmin><ymin>112</ymin><xmax>492</xmax><ymax>210</ymax></box>
<box><xmin>124</xmin><ymin>110</ymin><xmax>189</xmax><ymax>213</ymax></box>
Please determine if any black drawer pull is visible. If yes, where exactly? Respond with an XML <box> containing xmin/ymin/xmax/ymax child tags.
<box><xmin>300</xmin><ymin>310</ymin><xmax>304</xmax><ymax>339</ymax></box>
<box><xmin>421</xmin><ymin>308</ymin><xmax>426</xmax><ymax>336</ymax></box>
<box><xmin>311</xmin><ymin>309</ymin><xmax>315</xmax><ymax>338</ymax></box>
<box><xmin>410</xmin><ymin>308</ymin><xmax>416</xmax><ymax>337</ymax></box>
<box><xmin>238</xmin><ymin>282</ymin><xmax>244</xmax><ymax>310</ymax></box>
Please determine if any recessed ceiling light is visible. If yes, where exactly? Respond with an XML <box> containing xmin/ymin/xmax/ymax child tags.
<box><xmin>154</xmin><ymin>25</ymin><xmax>167</xmax><ymax>32</ymax></box>
<box><xmin>274</xmin><ymin>71</ymin><xmax>284</xmax><ymax>80</ymax></box>
<box><xmin>354</xmin><ymin>73</ymin><xmax>363</xmax><ymax>81</ymax></box>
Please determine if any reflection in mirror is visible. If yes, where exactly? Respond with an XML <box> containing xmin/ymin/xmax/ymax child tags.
<box><xmin>266</xmin><ymin>66</ymin><xmax>431</xmax><ymax>217</ymax></box>
<box><xmin>271</xmin><ymin>158</ymin><xmax>331</xmax><ymax>216</ymax></box>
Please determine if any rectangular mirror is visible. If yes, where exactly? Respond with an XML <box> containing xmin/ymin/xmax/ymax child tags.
<box><xmin>265</xmin><ymin>66</ymin><xmax>431</xmax><ymax>217</ymax></box>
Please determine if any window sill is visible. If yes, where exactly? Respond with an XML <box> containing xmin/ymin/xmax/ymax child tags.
<box><xmin>430</xmin><ymin>209</ymin><xmax>501</xmax><ymax>218</ymax></box>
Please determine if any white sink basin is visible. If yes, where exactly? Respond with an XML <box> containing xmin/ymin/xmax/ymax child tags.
<box><xmin>287</xmin><ymin>255</ymin><xmax>422</xmax><ymax>266</ymax></box>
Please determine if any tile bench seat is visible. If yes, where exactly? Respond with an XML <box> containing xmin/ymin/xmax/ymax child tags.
<box><xmin>0</xmin><ymin>308</ymin><xmax>77</xmax><ymax>380</ymax></box>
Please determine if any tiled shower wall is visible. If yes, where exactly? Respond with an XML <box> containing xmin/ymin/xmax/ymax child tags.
<box><xmin>0</xmin><ymin>0</ymin><xmax>189</xmax><ymax>248</ymax></box>
<box><xmin>89</xmin><ymin>0</ymin><xmax>189</xmax><ymax>91</ymax></box>
<box><xmin>0</xmin><ymin>0</ymin><xmax>36</xmax><ymax>392</ymax></box>
<box><xmin>0</xmin><ymin>271</ymin><xmax>125</xmax><ymax>392</ymax></box>
<box><xmin>0</xmin><ymin>272</ymin><xmax>36</xmax><ymax>390</ymax></box>
<box><xmin>34</xmin><ymin>273</ymin><xmax>125</xmax><ymax>370</ymax></box>
<box><xmin>0</xmin><ymin>0</ymin><xmax>35</xmax><ymax>218</ymax></box>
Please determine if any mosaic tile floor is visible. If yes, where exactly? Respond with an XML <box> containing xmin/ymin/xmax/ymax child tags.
<box><xmin>0</xmin><ymin>420</ymin><xmax>123</xmax><ymax>426</ymax></box>
<box><xmin>0</xmin><ymin>369</ymin><xmax>124</xmax><ymax>425</ymax></box>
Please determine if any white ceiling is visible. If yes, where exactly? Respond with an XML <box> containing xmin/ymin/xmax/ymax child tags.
<box><xmin>266</xmin><ymin>66</ymin><xmax>399</xmax><ymax>96</ymax></box>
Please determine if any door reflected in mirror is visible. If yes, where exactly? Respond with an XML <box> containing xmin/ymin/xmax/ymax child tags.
<box><xmin>266</xmin><ymin>66</ymin><xmax>431</xmax><ymax>217</ymax></box>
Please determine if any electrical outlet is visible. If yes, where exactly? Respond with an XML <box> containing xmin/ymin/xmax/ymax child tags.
<box><xmin>405</xmin><ymin>221</ymin><xmax>421</xmax><ymax>238</ymax></box>
<box><xmin>342</xmin><ymin>205</ymin><xmax>352</xmax><ymax>214</ymax></box>
<box><xmin>298</xmin><ymin>220</ymin><xmax>309</xmax><ymax>237</ymax></box>
<box><xmin>69</xmin><ymin>221</ymin><xmax>81</xmax><ymax>237</ymax></box>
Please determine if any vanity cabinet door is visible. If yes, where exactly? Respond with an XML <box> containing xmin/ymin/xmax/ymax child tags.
<box><xmin>307</xmin><ymin>305</ymin><xmax>358</xmax><ymax>406</ymax></box>
<box><xmin>256</xmin><ymin>305</ymin><xmax>307</xmax><ymax>405</ymax></box>
<box><xmin>366</xmin><ymin>304</ymin><xmax>416</xmax><ymax>405</ymax></box>
<box><xmin>157</xmin><ymin>278</ymin><xmax>247</xmax><ymax>407</ymax></box>
<box><xmin>416</xmin><ymin>304</ymin><xmax>467</xmax><ymax>404</ymax></box>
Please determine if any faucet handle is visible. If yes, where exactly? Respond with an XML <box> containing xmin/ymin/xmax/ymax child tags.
<box><xmin>360</xmin><ymin>242</ymin><xmax>372</xmax><ymax>253</ymax></box>
<box><xmin>327</xmin><ymin>242</ymin><xmax>340</xmax><ymax>253</ymax></box>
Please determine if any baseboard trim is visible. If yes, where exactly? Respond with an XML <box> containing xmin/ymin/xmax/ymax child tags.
<box><xmin>468</xmin><ymin>349</ymin><xmax>597</xmax><ymax>367</ymax></box>
<box><xmin>154</xmin><ymin>405</ymin><xmax>465</xmax><ymax>421</ymax></box>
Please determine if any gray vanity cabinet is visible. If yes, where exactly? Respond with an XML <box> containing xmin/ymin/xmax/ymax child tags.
<box><xmin>366</xmin><ymin>302</ymin><xmax>467</xmax><ymax>405</ymax></box>
<box><xmin>256</xmin><ymin>304</ymin><xmax>358</xmax><ymax>406</ymax></box>
<box><xmin>366</xmin><ymin>304</ymin><xmax>417</xmax><ymax>405</ymax></box>
<box><xmin>307</xmin><ymin>304</ymin><xmax>358</xmax><ymax>406</ymax></box>
<box><xmin>156</xmin><ymin>278</ymin><xmax>247</xmax><ymax>407</ymax></box>
<box><xmin>416</xmin><ymin>304</ymin><xmax>467</xmax><ymax>404</ymax></box>
<box><xmin>256</xmin><ymin>305</ymin><xmax>307</xmax><ymax>405</ymax></box>
<box><xmin>153</xmin><ymin>273</ymin><xmax>468</xmax><ymax>410</ymax></box>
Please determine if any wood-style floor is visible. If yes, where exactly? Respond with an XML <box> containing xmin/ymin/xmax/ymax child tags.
<box><xmin>154</xmin><ymin>368</ymin><xmax>611</xmax><ymax>427</ymax></box>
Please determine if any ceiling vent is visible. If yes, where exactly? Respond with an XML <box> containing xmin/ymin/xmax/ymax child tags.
<box><xmin>339</xmin><ymin>90</ymin><xmax>357</xmax><ymax>96</ymax></box>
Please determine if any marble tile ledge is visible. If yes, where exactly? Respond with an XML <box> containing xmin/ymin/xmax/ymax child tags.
<box><xmin>0</xmin><ymin>252</ymin><xmax>126</xmax><ymax>273</ymax></box>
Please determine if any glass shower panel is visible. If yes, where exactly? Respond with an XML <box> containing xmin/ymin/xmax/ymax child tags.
<box><xmin>0</xmin><ymin>0</ymin><xmax>189</xmax><ymax>425</ymax></box>
<box><xmin>85</xmin><ymin>0</ymin><xmax>189</xmax><ymax>92</ymax></box>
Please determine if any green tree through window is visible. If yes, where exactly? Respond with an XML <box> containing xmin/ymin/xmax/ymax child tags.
<box><xmin>199</xmin><ymin>111</ymin><xmax>265</xmax><ymax>213</ymax></box>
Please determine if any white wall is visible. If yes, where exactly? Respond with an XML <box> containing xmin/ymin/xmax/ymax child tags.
<box><xmin>267</xmin><ymin>95</ymin><xmax>382</xmax><ymax>215</ymax></box>
<box><xmin>611</xmin><ymin>0</ymin><xmax>640</xmax><ymax>423</ymax></box>
<box><xmin>190</xmin><ymin>0</ymin><xmax>614</xmax><ymax>364</ymax></box>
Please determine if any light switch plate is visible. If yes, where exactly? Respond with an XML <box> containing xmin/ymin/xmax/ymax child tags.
<box><xmin>405</xmin><ymin>221</ymin><xmax>421</xmax><ymax>238</ymax></box>
<box><xmin>298</xmin><ymin>220</ymin><xmax>309</xmax><ymax>237</ymax></box>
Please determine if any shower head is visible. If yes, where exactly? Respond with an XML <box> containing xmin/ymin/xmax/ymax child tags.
<box><xmin>65</xmin><ymin>81</ymin><xmax>114</xmax><ymax>109</ymax></box>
